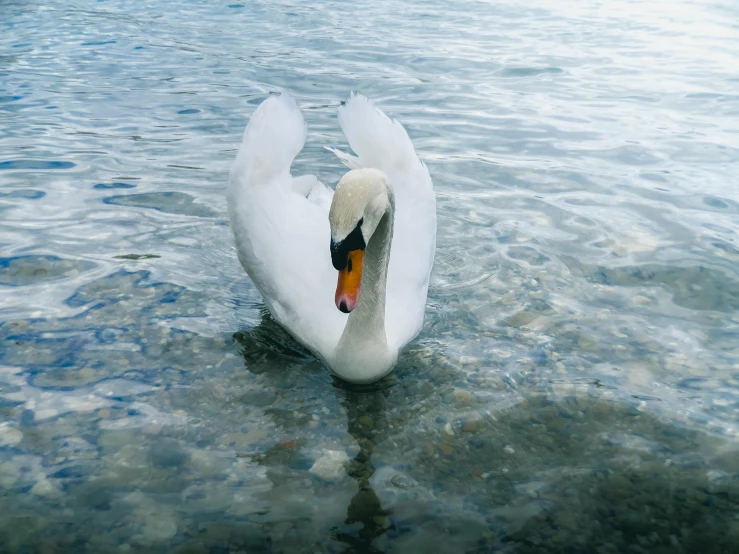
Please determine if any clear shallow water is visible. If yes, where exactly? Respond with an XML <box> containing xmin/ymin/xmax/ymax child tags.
<box><xmin>1</xmin><ymin>0</ymin><xmax>739</xmax><ymax>551</ymax></box>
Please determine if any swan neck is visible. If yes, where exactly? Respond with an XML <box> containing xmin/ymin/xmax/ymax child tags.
<box><xmin>335</xmin><ymin>197</ymin><xmax>394</xmax><ymax>356</ymax></box>
<box><xmin>351</xmin><ymin>207</ymin><xmax>393</xmax><ymax>329</ymax></box>
<box><xmin>331</xmin><ymin>183</ymin><xmax>396</xmax><ymax>383</ymax></box>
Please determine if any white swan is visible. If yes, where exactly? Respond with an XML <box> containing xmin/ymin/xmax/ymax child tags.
<box><xmin>227</xmin><ymin>94</ymin><xmax>436</xmax><ymax>383</ymax></box>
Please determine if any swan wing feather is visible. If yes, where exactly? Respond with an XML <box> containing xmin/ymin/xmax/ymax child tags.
<box><xmin>227</xmin><ymin>94</ymin><xmax>345</xmax><ymax>358</ymax></box>
<box><xmin>335</xmin><ymin>94</ymin><xmax>437</xmax><ymax>351</ymax></box>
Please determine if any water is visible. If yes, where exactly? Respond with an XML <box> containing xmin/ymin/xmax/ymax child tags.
<box><xmin>1</xmin><ymin>0</ymin><xmax>739</xmax><ymax>551</ymax></box>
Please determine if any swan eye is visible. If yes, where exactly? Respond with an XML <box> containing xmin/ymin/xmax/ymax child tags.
<box><xmin>357</xmin><ymin>217</ymin><xmax>363</xmax><ymax>227</ymax></box>
<box><xmin>330</xmin><ymin>220</ymin><xmax>366</xmax><ymax>270</ymax></box>
<box><xmin>347</xmin><ymin>258</ymin><xmax>353</xmax><ymax>272</ymax></box>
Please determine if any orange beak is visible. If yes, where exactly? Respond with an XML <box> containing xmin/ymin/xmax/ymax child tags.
<box><xmin>335</xmin><ymin>249</ymin><xmax>364</xmax><ymax>313</ymax></box>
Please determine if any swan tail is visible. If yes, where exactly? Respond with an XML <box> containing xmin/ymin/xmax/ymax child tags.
<box><xmin>336</xmin><ymin>94</ymin><xmax>423</xmax><ymax>177</ymax></box>
<box><xmin>229</xmin><ymin>94</ymin><xmax>306</xmax><ymax>189</ymax></box>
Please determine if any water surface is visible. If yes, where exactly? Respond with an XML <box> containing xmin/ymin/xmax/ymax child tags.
<box><xmin>1</xmin><ymin>0</ymin><xmax>739</xmax><ymax>552</ymax></box>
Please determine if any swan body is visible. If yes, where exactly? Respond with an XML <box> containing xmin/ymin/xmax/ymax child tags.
<box><xmin>227</xmin><ymin>94</ymin><xmax>436</xmax><ymax>383</ymax></box>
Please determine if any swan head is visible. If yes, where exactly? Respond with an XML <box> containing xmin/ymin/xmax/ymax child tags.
<box><xmin>329</xmin><ymin>168</ymin><xmax>392</xmax><ymax>313</ymax></box>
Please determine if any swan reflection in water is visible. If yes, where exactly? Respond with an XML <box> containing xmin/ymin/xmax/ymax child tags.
<box><xmin>234</xmin><ymin>312</ymin><xmax>401</xmax><ymax>552</ymax></box>
<box><xmin>332</xmin><ymin>380</ymin><xmax>395</xmax><ymax>552</ymax></box>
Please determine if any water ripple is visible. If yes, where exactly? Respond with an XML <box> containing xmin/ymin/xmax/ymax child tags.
<box><xmin>1</xmin><ymin>0</ymin><xmax>739</xmax><ymax>551</ymax></box>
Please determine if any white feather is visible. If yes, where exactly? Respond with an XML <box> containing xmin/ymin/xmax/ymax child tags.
<box><xmin>324</xmin><ymin>146</ymin><xmax>362</xmax><ymax>170</ymax></box>
<box><xmin>228</xmin><ymin>94</ymin><xmax>345</xmax><ymax>357</ymax></box>
<box><xmin>335</xmin><ymin>94</ymin><xmax>437</xmax><ymax>351</ymax></box>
